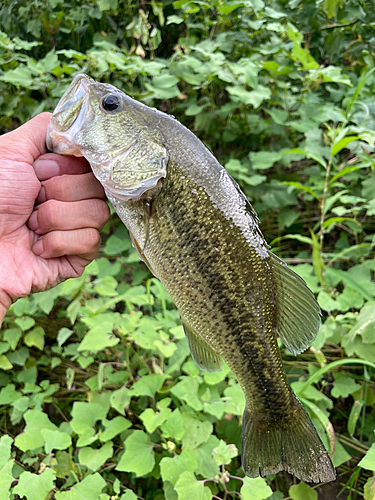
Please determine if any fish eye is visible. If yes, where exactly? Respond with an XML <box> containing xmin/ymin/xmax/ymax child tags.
<box><xmin>101</xmin><ymin>94</ymin><xmax>121</xmax><ymax>112</ymax></box>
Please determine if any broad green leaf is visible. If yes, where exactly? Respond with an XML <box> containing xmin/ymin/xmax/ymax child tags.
<box><xmin>289</xmin><ymin>482</ymin><xmax>317</xmax><ymax>500</ymax></box>
<box><xmin>212</xmin><ymin>440</ymin><xmax>238</xmax><ymax>465</ymax></box>
<box><xmin>161</xmin><ymin>408</ymin><xmax>185</xmax><ymax>441</ymax></box>
<box><xmin>110</xmin><ymin>387</ymin><xmax>132</xmax><ymax>415</ymax></box>
<box><xmin>132</xmin><ymin>374</ymin><xmax>168</xmax><ymax>398</ymax></box>
<box><xmin>24</xmin><ymin>326</ymin><xmax>45</xmax><ymax>350</ymax></box>
<box><xmin>160</xmin><ymin>449</ymin><xmax>198</xmax><ymax>486</ymax></box>
<box><xmin>42</xmin><ymin>429</ymin><xmax>72</xmax><ymax>453</ymax></box>
<box><xmin>195</xmin><ymin>435</ymin><xmax>220</xmax><ymax>478</ymax></box>
<box><xmin>140</xmin><ymin>407</ymin><xmax>172</xmax><ymax>433</ymax></box>
<box><xmin>78</xmin><ymin>322</ymin><xmax>119</xmax><ymax>352</ymax></box>
<box><xmin>55</xmin><ymin>473</ymin><xmax>106</xmax><ymax>499</ymax></box>
<box><xmin>116</xmin><ymin>430</ymin><xmax>155</xmax><ymax>476</ymax></box>
<box><xmin>364</xmin><ymin>476</ymin><xmax>375</xmax><ymax>500</ymax></box>
<box><xmin>0</xmin><ymin>436</ymin><xmax>12</xmax><ymax>470</ymax></box>
<box><xmin>174</xmin><ymin>471</ymin><xmax>211</xmax><ymax>500</ymax></box>
<box><xmin>241</xmin><ymin>477</ymin><xmax>273</xmax><ymax>500</ymax></box>
<box><xmin>120</xmin><ymin>491</ymin><xmax>138</xmax><ymax>500</ymax></box>
<box><xmin>13</xmin><ymin>469</ymin><xmax>56</xmax><ymax>500</ymax></box>
<box><xmin>332</xmin><ymin>438</ymin><xmax>351</xmax><ymax>467</ymax></box>
<box><xmin>359</xmin><ymin>443</ymin><xmax>375</xmax><ymax>470</ymax></box>
<box><xmin>0</xmin><ymin>460</ymin><xmax>14</xmax><ymax>499</ymax></box>
<box><xmin>70</xmin><ymin>402</ymin><xmax>107</xmax><ymax>434</ymax></box>
<box><xmin>15</xmin><ymin>410</ymin><xmax>57</xmax><ymax>452</ymax></box>
<box><xmin>78</xmin><ymin>441</ymin><xmax>113</xmax><ymax>471</ymax></box>
<box><xmin>2</xmin><ymin>328</ymin><xmax>22</xmax><ymax>350</ymax></box>
<box><xmin>326</xmin><ymin>268</ymin><xmax>373</xmax><ymax>301</ymax></box>
<box><xmin>170</xmin><ymin>376</ymin><xmax>202</xmax><ymax>411</ymax></box>
<box><xmin>181</xmin><ymin>414</ymin><xmax>213</xmax><ymax>449</ymax></box>
<box><xmin>0</xmin><ymin>356</ymin><xmax>12</xmax><ymax>370</ymax></box>
<box><xmin>100</xmin><ymin>417</ymin><xmax>132</xmax><ymax>442</ymax></box>
<box><xmin>331</xmin><ymin>374</ymin><xmax>361</xmax><ymax>398</ymax></box>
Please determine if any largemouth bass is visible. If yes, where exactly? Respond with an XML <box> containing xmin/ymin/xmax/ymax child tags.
<box><xmin>47</xmin><ymin>74</ymin><xmax>335</xmax><ymax>483</ymax></box>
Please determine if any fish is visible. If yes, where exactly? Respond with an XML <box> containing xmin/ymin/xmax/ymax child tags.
<box><xmin>46</xmin><ymin>74</ymin><xmax>336</xmax><ymax>483</ymax></box>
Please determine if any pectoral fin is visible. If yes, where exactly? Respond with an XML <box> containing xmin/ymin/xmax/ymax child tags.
<box><xmin>269</xmin><ymin>252</ymin><xmax>321</xmax><ymax>355</ymax></box>
<box><xmin>181</xmin><ymin>318</ymin><xmax>222</xmax><ymax>372</ymax></box>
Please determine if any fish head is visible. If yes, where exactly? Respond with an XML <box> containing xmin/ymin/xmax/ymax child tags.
<box><xmin>47</xmin><ymin>74</ymin><xmax>168</xmax><ymax>200</ymax></box>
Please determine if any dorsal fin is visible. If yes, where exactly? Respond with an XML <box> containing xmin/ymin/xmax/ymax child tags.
<box><xmin>268</xmin><ymin>252</ymin><xmax>321</xmax><ymax>355</ymax></box>
<box><xmin>181</xmin><ymin>318</ymin><xmax>223</xmax><ymax>372</ymax></box>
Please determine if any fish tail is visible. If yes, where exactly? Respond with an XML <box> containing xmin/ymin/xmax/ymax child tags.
<box><xmin>241</xmin><ymin>397</ymin><xmax>336</xmax><ymax>483</ymax></box>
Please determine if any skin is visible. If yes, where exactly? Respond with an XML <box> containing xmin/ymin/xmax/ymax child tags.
<box><xmin>0</xmin><ymin>112</ymin><xmax>110</xmax><ymax>326</ymax></box>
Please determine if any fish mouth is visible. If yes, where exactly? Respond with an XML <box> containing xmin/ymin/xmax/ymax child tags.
<box><xmin>46</xmin><ymin>74</ymin><xmax>95</xmax><ymax>155</ymax></box>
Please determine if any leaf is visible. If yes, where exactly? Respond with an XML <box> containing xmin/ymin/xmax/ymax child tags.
<box><xmin>240</xmin><ymin>477</ymin><xmax>273</xmax><ymax>500</ymax></box>
<box><xmin>364</xmin><ymin>476</ymin><xmax>375</xmax><ymax>500</ymax></box>
<box><xmin>0</xmin><ymin>460</ymin><xmax>14</xmax><ymax>500</ymax></box>
<box><xmin>174</xmin><ymin>471</ymin><xmax>211</xmax><ymax>500</ymax></box>
<box><xmin>331</xmin><ymin>374</ymin><xmax>361</xmax><ymax>398</ymax></box>
<box><xmin>170</xmin><ymin>376</ymin><xmax>203</xmax><ymax>411</ymax></box>
<box><xmin>55</xmin><ymin>473</ymin><xmax>106</xmax><ymax>499</ymax></box>
<box><xmin>0</xmin><ymin>356</ymin><xmax>12</xmax><ymax>371</ymax></box>
<box><xmin>348</xmin><ymin>400</ymin><xmax>365</xmax><ymax>437</ymax></box>
<box><xmin>212</xmin><ymin>440</ymin><xmax>238</xmax><ymax>465</ymax></box>
<box><xmin>161</xmin><ymin>408</ymin><xmax>185</xmax><ymax>441</ymax></box>
<box><xmin>116</xmin><ymin>430</ymin><xmax>155</xmax><ymax>476</ymax></box>
<box><xmin>100</xmin><ymin>417</ymin><xmax>132</xmax><ymax>442</ymax></box>
<box><xmin>70</xmin><ymin>402</ymin><xmax>107</xmax><ymax>435</ymax></box>
<box><xmin>359</xmin><ymin>443</ymin><xmax>375</xmax><ymax>470</ymax></box>
<box><xmin>0</xmin><ymin>65</ymin><xmax>34</xmax><ymax>88</ymax></box>
<box><xmin>24</xmin><ymin>326</ymin><xmax>45</xmax><ymax>350</ymax></box>
<box><xmin>160</xmin><ymin>449</ymin><xmax>198</xmax><ymax>486</ymax></box>
<box><xmin>15</xmin><ymin>409</ymin><xmax>57</xmax><ymax>452</ymax></box>
<box><xmin>227</xmin><ymin>85</ymin><xmax>271</xmax><ymax>108</ymax></box>
<box><xmin>181</xmin><ymin>414</ymin><xmax>213</xmax><ymax>449</ymax></box>
<box><xmin>326</xmin><ymin>268</ymin><xmax>373</xmax><ymax>301</ymax></box>
<box><xmin>249</xmin><ymin>151</ymin><xmax>283</xmax><ymax>170</ymax></box>
<box><xmin>13</xmin><ymin>469</ymin><xmax>56</xmax><ymax>500</ymax></box>
<box><xmin>78</xmin><ymin>322</ymin><xmax>119</xmax><ymax>352</ymax></box>
<box><xmin>289</xmin><ymin>482</ymin><xmax>317</xmax><ymax>500</ymax></box>
<box><xmin>283</xmin><ymin>148</ymin><xmax>327</xmax><ymax>168</ymax></box>
<box><xmin>140</xmin><ymin>407</ymin><xmax>172</xmax><ymax>433</ymax></box>
<box><xmin>110</xmin><ymin>387</ymin><xmax>132</xmax><ymax>415</ymax></box>
<box><xmin>120</xmin><ymin>492</ymin><xmax>138</xmax><ymax>500</ymax></box>
<box><xmin>132</xmin><ymin>373</ymin><xmax>168</xmax><ymax>398</ymax></box>
<box><xmin>331</xmin><ymin>136</ymin><xmax>359</xmax><ymax>156</ymax></box>
<box><xmin>42</xmin><ymin>429</ymin><xmax>72</xmax><ymax>453</ymax></box>
<box><xmin>79</xmin><ymin>441</ymin><xmax>113</xmax><ymax>471</ymax></box>
<box><xmin>282</xmin><ymin>182</ymin><xmax>320</xmax><ymax>200</ymax></box>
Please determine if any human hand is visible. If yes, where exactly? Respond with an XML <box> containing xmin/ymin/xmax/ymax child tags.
<box><xmin>0</xmin><ymin>113</ymin><xmax>109</xmax><ymax>326</ymax></box>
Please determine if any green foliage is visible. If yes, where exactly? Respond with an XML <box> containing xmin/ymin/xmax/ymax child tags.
<box><xmin>1</xmin><ymin>0</ymin><xmax>375</xmax><ymax>498</ymax></box>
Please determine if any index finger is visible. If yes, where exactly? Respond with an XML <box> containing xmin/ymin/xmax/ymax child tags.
<box><xmin>34</xmin><ymin>153</ymin><xmax>91</xmax><ymax>181</ymax></box>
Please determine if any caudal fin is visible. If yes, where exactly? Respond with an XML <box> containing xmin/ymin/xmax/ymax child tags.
<box><xmin>241</xmin><ymin>398</ymin><xmax>336</xmax><ymax>483</ymax></box>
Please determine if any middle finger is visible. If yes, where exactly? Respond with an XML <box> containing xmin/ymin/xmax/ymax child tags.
<box><xmin>28</xmin><ymin>199</ymin><xmax>110</xmax><ymax>234</ymax></box>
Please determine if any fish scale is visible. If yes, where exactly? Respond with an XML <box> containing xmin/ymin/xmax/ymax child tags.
<box><xmin>46</xmin><ymin>74</ymin><xmax>336</xmax><ymax>483</ymax></box>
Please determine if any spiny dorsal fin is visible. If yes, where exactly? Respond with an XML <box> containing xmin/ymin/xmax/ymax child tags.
<box><xmin>268</xmin><ymin>252</ymin><xmax>321</xmax><ymax>355</ymax></box>
<box><xmin>181</xmin><ymin>318</ymin><xmax>223</xmax><ymax>372</ymax></box>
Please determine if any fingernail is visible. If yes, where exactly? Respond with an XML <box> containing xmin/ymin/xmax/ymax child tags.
<box><xmin>36</xmin><ymin>186</ymin><xmax>46</xmax><ymax>204</ymax></box>
<box><xmin>32</xmin><ymin>238</ymin><xmax>44</xmax><ymax>256</ymax></box>
<box><xmin>28</xmin><ymin>211</ymin><xmax>38</xmax><ymax>231</ymax></box>
<box><xmin>34</xmin><ymin>159</ymin><xmax>60</xmax><ymax>180</ymax></box>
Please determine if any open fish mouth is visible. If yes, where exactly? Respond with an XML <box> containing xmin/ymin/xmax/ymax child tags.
<box><xmin>46</xmin><ymin>74</ymin><xmax>95</xmax><ymax>156</ymax></box>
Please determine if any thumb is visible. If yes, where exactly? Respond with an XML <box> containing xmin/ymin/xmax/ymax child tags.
<box><xmin>0</xmin><ymin>113</ymin><xmax>52</xmax><ymax>164</ymax></box>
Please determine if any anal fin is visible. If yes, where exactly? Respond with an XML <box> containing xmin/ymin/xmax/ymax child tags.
<box><xmin>181</xmin><ymin>318</ymin><xmax>222</xmax><ymax>373</ymax></box>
